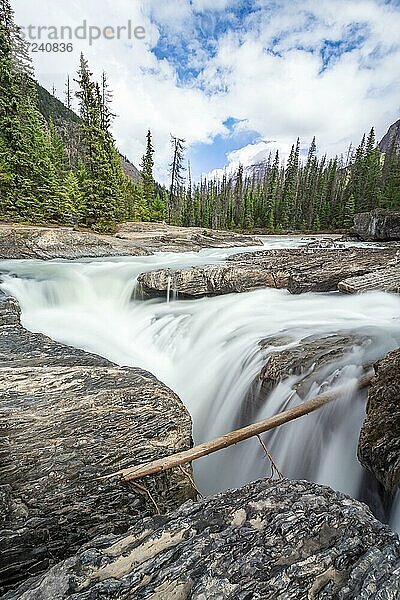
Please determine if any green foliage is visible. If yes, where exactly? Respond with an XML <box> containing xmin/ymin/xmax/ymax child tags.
<box><xmin>168</xmin><ymin>131</ymin><xmax>400</xmax><ymax>232</ymax></box>
<box><xmin>61</xmin><ymin>169</ymin><xmax>85</xmax><ymax>223</ymax></box>
<box><xmin>1</xmin><ymin>0</ymin><xmax>399</xmax><ymax>234</ymax></box>
<box><xmin>140</xmin><ymin>130</ymin><xmax>155</xmax><ymax>204</ymax></box>
<box><xmin>0</xmin><ymin>3</ymin><xmax>134</xmax><ymax>232</ymax></box>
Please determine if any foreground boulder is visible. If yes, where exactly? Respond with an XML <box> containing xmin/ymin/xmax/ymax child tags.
<box><xmin>358</xmin><ymin>349</ymin><xmax>400</xmax><ymax>492</ymax></box>
<box><xmin>138</xmin><ymin>246</ymin><xmax>400</xmax><ymax>298</ymax></box>
<box><xmin>352</xmin><ymin>209</ymin><xmax>400</xmax><ymax>241</ymax></box>
<box><xmin>6</xmin><ymin>478</ymin><xmax>400</xmax><ymax>599</ymax></box>
<box><xmin>0</xmin><ymin>296</ymin><xmax>195</xmax><ymax>593</ymax></box>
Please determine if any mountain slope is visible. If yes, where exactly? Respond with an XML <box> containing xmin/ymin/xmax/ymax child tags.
<box><xmin>36</xmin><ymin>84</ymin><xmax>140</xmax><ymax>182</ymax></box>
<box><xmin>379</xmin><ymin>118</ymin><xmax>400</xmax><ymax>153</ymax></box>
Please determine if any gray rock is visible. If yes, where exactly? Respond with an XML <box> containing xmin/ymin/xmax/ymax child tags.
<box><xmin>260</xmin><ymin>334</ymin><xmax>368</xmax><ymax>396</ymax></box>
<box><xmin>5</xmin><ymin>478</ymin><xmax>400</xmax><ymax>599</ymax></box>
<box><xmin>379</xmin><ymin>119</ymin><xmax>400</xmax><ymax>153</ymax></box>
<box><xmin>116</xmin><ymin>222</ymin><xmax>262</xmax><ymax>253</ymax></box>
<box><xmin>0</xmin><ymin>227</ymin><xmax>149</xmax><ymax>260</ymax></box>
<box><xmin>137</xmin><ymin>264</ymin><xmax>287</xmax><ymax>299</ymax></box>
<box><xmin>358</xmin><ymin>349</ymin><xmax>400</xmax><ymax>492</ymax></box>
<box><xmin>339</xmin><ymin>267</ymin><xmax>400</xmax><ymax>294</ymax></box>
<box><xmin>351</xmin><ymin>209</ymin><xmax>400</xmax><ymax>242</ymax></box>
<box><xmin>137</xmin><ymin>247</ymin><xmax>400</xmax><ymax>298</ymax></box>
<box><xmin>0</xmin><ymin>297</ymin><xmax>195</xmax><ymax>594</ymax></box>
<box><xmin>0</xmin><ymin>223</ymin><xmax>262</xmax><ymax>260</ymax></box>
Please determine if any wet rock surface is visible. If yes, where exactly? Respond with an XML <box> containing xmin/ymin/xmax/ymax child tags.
<box><xmin>0</xmin><ymin>226</ymin><xmax>149</xmax><ymax>260</ymax></box>
<box><xmin>358</xmin><ymin>349</ymin><xmax>400</xmax><ymax>493</ymax></box>
<box><xmin>0</xmin><ymin>223</ymin><xmax>261</xmax><ymax>260</ymax></box>
<box><xmin>259</xmin><ymin>334</ymin><xmax>369</xmax><ymax>396</ymax></box>
<box><xmin>116</xmin><ymin>222</ymin><xmax>262</xmax><ymax>253</ymax></box>
<box><xmin>351</xmin><ymin>209</ymin><xmax>400</xmax><ymax>241</ymax></box>
<box><xmin>339</xmin><ymin>266</ymin><xmax>400</xmax><ymax>294</ymax></box>
<box><xmin>138</xmin><ymin>263</ymin><xmax>287</xmax><ymax>299</ymax></box>
<box><xmin>138</xmin><ymin>246</ymin><xmax>400</xmax><ymax>298</ymax></box>
<box><xmin>5</xmin><ymin>478</ymin><xmax>400</xmax><ymax>600</ymax></box>
<box><xmin>0</xmin><ymin>296</ymin><xmax>195</xmax><ymax>594</ymax></box>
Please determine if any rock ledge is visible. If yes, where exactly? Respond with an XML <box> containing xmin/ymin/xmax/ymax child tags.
<box><xmin>6</xmin><ymin>478</ymin><xmax>399</xmax><ymax>599</ymax></box>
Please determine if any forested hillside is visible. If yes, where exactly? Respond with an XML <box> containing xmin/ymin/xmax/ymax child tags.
<box><xmin>0</xmin><ymin>0</ymin><xmax>164</xmax><ymax>232</ymax></box>
<box><xmin>0</xmin><ymin>0</ymin><xmax>399</xmax><ymax>233</ymax></box>
<box><xmin>36</xmin><ymin>83</ymin><xmax>141</xmax><ymax>184</ymax></box>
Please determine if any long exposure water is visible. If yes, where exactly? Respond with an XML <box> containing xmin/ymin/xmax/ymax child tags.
<box><xmin>1</xmin><ymin>236</ymin><xmax>399</xmax><ymax>531</ymax></box>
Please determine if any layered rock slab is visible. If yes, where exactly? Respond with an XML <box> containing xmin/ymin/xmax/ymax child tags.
<box><xmin>0</xmin><ymin>297</ymin><xmax>195</xmax><ymax>593</ymax></box>
<box><xmin>0</xmin><ymin>223</ymin><xmax>261</xmax><ymax>260</ymax></box>
<box><xmin>339</xmin><ymin>266</ymin><xmax>400</xmax><ymax>294</ymax></box>
<box><xmin>138</xmin><ymin>263</ymin><xmax>288</xmax><ymax>299</ymax></box>
<box><xmin>116</xmin><ymin>222</ymin><xmax>262</xmax><ymax>253</ymax></box>
<box><xmin>138</xmin><ymin>246</ymin><xmax>400</xmax><ymax>298</ymax></box>
<box><xmin>0</xmin><ymin>226</ymin><xmax>149</xmax><ymax>260</ymax></box>
<box><xmin>259</xmin><ymin>334</ymin><xmax>368</xmax><ymax>395</ymax></box>
<box><xmin>5</xmin><ymin>478</ymin><xmax>400</xmax><ymax>599</ymax></box>
<box><xmin>358</xmin><ymin>349</ymin><xmax>400</xmax><ymax>492</ymax></box>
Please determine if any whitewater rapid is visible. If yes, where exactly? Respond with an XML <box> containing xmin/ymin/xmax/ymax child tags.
<box><xmin>1</xmin><ymin>236</ymin><xmax>399</xmax><ymax>531</ymax></box>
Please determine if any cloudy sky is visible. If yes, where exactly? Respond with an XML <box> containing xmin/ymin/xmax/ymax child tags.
<box><xmin>12</xmin><ymin>0</ymin><xmax>400</xmax><ymax>181</ymax></box>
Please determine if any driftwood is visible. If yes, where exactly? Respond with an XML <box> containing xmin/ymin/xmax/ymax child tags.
<box><xmin>105</xmin><ymin>372</ymin><xmax>374</xmax><ymax>483</ymax></box>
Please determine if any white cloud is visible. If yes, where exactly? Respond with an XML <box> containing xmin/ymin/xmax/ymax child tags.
<box><xmin>11</xmin><ymin>0</ymin><xmax>400</xmax><ymax>182</ymax></box>
<box><xmin>207</xmin><ymin>139</ymin><xmax>295</xmax><ymax>180</ymax></box>
<box><xmin>191</xmin><ymin>0</ymin><xmax>237</xmax><ymax>11</ymax></box>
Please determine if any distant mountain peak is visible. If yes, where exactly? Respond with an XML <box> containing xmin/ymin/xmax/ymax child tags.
<box><xmin>379</xmin><ymin>118</ymin><xmax>400</xmax><ymax>153</ymax></box>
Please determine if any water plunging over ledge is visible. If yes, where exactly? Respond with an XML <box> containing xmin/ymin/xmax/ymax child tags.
<box><xmin>1</xmin><ymin>236</ymin><xmax>399</xmax><ymax>531</ymax></box>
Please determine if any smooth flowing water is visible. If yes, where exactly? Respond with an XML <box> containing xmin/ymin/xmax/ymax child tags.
<box><xmin>1</xmin><ymin>236</ymin><xmax>399</xmax><ymax>530</ymax></box>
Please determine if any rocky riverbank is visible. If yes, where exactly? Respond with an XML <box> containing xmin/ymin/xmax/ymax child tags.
<box><xmin>256</xmin><ymin>332</ymin><xmax>399</xmax><ymax>520</ymax></box>
<box><xmin>138</xmin><ymin>243</ymin><xmax>400</xmax><ymax>298</ymax></box>
<box><xmin>358</xmin><ymin>349</ymin><xmax>400</xmax><ymax>493</ymax></box>
<box><xmin>1</xmin><ymin>218</ymin><xmax>400</xmax><ymax>597</ymax></box>
<box><xmin>0</xmin><ymin>294</ymin><xmax>196</xmax><ymax>594</ymax></box>
<box><xmin>351</xmin><ymin>208</ymin><xmax>400</xmax><ymax>241</ymax></box>
<box><xmin>0</xmin><ymin>222</ymin><xmax>261</xmax><ymax>260</ymax></box>
<box><xmin>5</xmin><ymin>478</ymin><xmax>399</xmax><ymax>599</ymax></box>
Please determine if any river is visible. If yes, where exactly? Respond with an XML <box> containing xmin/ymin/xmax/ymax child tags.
<box><xmin>1</xmin><ymin>236</ymin><xmax>399</xmax><ymax>531</ymax></box>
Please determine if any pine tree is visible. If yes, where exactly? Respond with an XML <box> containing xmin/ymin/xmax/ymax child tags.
<box><xmin>344</xmin><ymin>194</ymin><xmax>356</xmax><ymax>227</ymax></box>
<box><xmin>139</xmin><ymin>129</ymin><xmax>156</xmax><ymax>217</ymax></box>
<box><xmin>61</xmin><ymin>170</ymin><xmax>85</xmax><ymax>224</ymax></box>
<box><xmin>168</xmin><ymin>135</ymin><xmax>185</xmax><ymax>224</ymax></box>
<box><xmin>74</xmin><ymin>53</ymin><xmax>126</xmax><ymax>231</ymax></box>
<box><xmin>100</xmin><ymin>72</ymin><xmax>116</xmax><ymax>133</ymax></box>
<box><xmin>64</xmin><ymin>75</ymin><xmax>72</xmax><ymax>109</ymax></box>
<box><xmin>0</xmin><ymin>0</ymin><xmax>63</xmax><ymax>223</ymax></box>
<box><xmin>281</xmin><ymin>139</ymin><xmax>299</xmax><ymax>228</ymax></box>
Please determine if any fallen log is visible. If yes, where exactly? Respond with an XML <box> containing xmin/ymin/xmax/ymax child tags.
<box><xmin>104</xmin><ymin>372</ymin><xmax>374</xmax><ymax>483</ymax></box>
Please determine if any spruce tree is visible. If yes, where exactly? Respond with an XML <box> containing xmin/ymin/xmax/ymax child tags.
<box><xmin>74</xmin><ymin>53</ymin><xmax>126</xmax><ymax>231</ymax></box>
<box><xmin>0</xmin><ymin>0</ymin><xmax>63</xmax><ymax>223</ymax></box>
<box><xmin>140</xmin><ymin>129</ymin><xmax>156</xmax><ymax>217</ymax></box>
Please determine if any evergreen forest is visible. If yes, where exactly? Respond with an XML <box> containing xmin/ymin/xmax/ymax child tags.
<box><xmin>1</xmin><ymin>0</ymin><xmax>399</xmax><ymax>233</ymax></box>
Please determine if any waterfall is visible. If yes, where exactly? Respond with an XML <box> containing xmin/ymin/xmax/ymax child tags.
<box><xmin>1</xmin><ymin>236</ymin><xmax>399</xmax><ymax>531</ymax></box>
<box><xmin>166</xmin><ymin>274</ymin><xmax>172</xmax><ymax>303</ymax></box>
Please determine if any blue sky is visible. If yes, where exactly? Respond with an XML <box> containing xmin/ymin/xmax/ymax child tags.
<box><xmin>13</xmin><ymin>0</ymin><xmax>400</xmax><ymax>181</ymax></box>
